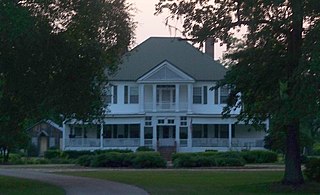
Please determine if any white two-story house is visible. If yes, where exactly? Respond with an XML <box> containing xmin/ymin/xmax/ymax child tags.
<box><xmin>63</xmin><ymin>37</ymin><xmax>267</xmax><ymax>152</ymax></box>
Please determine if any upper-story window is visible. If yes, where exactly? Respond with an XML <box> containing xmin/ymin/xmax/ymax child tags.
<box><xmin>104</xmin><ymin>85</ymin><xmax>117</xmax><ymax>104</ymax></box>
<box><xmin>124</xmin><ymin>86</ymin><xmax>139</xmax><ymax>104</ymax></box>
<box><xmin>214</xmin><ymin>85</ymin><xmax>230</xmax><ymax>104</ymax></box>
<box><xmin>193</xmin><ymin>86</ymin><xmax>207</xmax><ymax>104</ymax></box>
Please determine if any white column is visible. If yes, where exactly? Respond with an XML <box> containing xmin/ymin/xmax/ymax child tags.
<box><xmin>175</xmin><ymin>84</ymin><xmax>180</xmax><ymax>112</ymax></box>
<box><xmin>100</xmin><ymin>123</ymin><xmax>104</xmax><ymax>149</ymax></box>
<box><xmin>152</xmin><ymin>118</ymin><xmax>157</xmax><ymax>150</ymax></box>
<box><xmin>139</xmin><ymin>84</ymin><xmax>145</xmax><ymax>113</ymax></box>
<box><xmin>187</xmin><ymin>118</ymin><xmax>192</xmax><ymax>148</ymax></box>
<box><xmin>152</xmin><ymin>84</ymin><xmax>157</xmax><ymax>112</ymax></box>
<box><xmin>62</xmin><ymin>122</ymin><xmax>66</xmax><ymax>150</ymax></box>
<box><xmin>140</xmin><ymin>120</ymin><xmax>145</xmax><ymax>146</ymax></box>
<box><xmin>175</xmin><ymin>116</ymin><xmax>180</xmax><ymax>150</ymax></box>
<box><xmin>228</xmin><ymin>123</ymin><xmax>232</xmax><ymax>149</ymax></box>
<box><xmin>187</xmin><ymin>84</ymin><xmax>193</xmax><ymax>113</ymax></box>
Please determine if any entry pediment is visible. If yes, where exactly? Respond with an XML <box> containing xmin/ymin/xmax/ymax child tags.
<box><xmin>137</xmin><ymin>61</ymin><xmax>195</xmax><ymax>83</ymax></box>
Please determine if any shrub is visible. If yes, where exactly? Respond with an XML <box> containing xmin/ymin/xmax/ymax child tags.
<box><xmin>94</xmin><ymin>149</ymin><xmax>133</xmax><ymax>154</ymax></box>
<box><xmin>313</xmin><ymin>143</ymin><xmax>320</xmax><ymax>156</ymax></box>
<box><xmin>136</xmin><ymin>146</ymin><xmax>155</xmax><ymax>152</ymax></box>
<box><xmin>26</xmin><ymin>144</ymin><xmax>38</xmax><ymax>157</ymax></box>
<box><xmin>44</xmin><ymin>150</ymin><xmax>61</xmax><ymax>159</ymax></box>
<box><xmin>173</xmin><ymin>152</ymin><xmax>245</xmax><ymax>168</ymax></box>
<box><xmin>77</xmin><ymin>155</ymin><xmax>94</xmax><ymax>167</ymax></box>
<box><xmin>62</xmin><ymin>150</ymin><xmax>93</xmax><ymax>159</ymax></box>
<box><xmin>215</xmin><ymin>158</ymin><xmax>245</xmax><ymax>166</ymax></box>
<box><xmin>9</xmin><ymin>153</ymin><xmax>24</xmax><ymax>165</ymax></box>
<box><xmin>241</xmin><ymin>150</ymin><xmax>278</xmax><ymax>163</ymax></box>
<box><xmin>304</xmin><ymin>158</ymin><xmax>320</xmax><ymax>182</ymax></box>
<box><xmin>90</xmin><ymin>152</ymin><xmax>128</xmax><ymax>167</ymax></box>
<box><xmin>132</xmin><ymin>152</ymin><xmax>166</xmax><ymax>168</ymax></box>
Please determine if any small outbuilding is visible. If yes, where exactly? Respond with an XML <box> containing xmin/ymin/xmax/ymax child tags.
<box><xmin>27</xmin><ymin>119</ymin><xmax>63</xmax><ymax>156</ymax></box>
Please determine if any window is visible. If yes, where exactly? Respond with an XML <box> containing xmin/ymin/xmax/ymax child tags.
<box><xmin>113</xmin><ymin>86</ymin><xmax>117</xmax><ymax>104</ymax></box>
<box><xmin>193</xmin><ymin>87</ymin><xmax>202</xmax><ymax>104</ymax></box>
<box><xmin>145</xmin><ymin>116</ymin><xmax>152</xmax><ymax>126</ymax></box>
<box><xmin>104</xmin><ymin>85</ymin><xmax>117</xmax><ymax>104</ymax></box>
<box><xmin>168</xmin><ymin>119</ymin><xmax>175</xmax><ymax>124</ymax></box>
<box><xmin>180</xmin><ymin>116</ymin><xmax>187</xmax><ymax>126</ymax></box>
<box><xmin>124</xmin><ymin>86</ymin><xmax>139</xmax><ymax>104</ymax></box>
<box><xmin>74</xmin><ymin>127</ymin><xmax>82</xmax><ymax>137</ymax></box>
<box><xmin>193</xmin><ymin>86</ymin><xmax>208</xmax><ymax>104</ymax></box>
<box><xmin>220</xmin><ymin>86</ymin><xmax>230</xmax><ymax>104</ymax></box>
<box><xmin>104</xmin><ymin>86</ymin><xmax>112</xmax><ymax>104</ymax></box>
<box><xmin>158</xmin><ymin>119</ymin><xmax>165</xmax><ymax>124</ymax></box>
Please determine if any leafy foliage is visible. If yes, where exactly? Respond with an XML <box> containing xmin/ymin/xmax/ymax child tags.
<box><xmin>304</xmin><ymin>158</ymin><xmax>320</xmax><ymax>182</ymax></box>
<box><xmin>0</xmin><ymin>0</ymin><xmax>134</xmax><ymax>162</ymax></box>
<box><xmin>156</xmin><ymin>0</ymin><xmax>320</xmax><ymax>184</ymax></box>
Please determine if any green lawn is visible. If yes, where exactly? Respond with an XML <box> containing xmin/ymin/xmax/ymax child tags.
<box><xmin>66</xmin><ymin>170</ymin><xmax>320</xmax><ymax>195</ymax></box>
<box><xmin>0</xmin><ymin>175</ymin><xmax>65</xmax><ymax>195</ymax></box>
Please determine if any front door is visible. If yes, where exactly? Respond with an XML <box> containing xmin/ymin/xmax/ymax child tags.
<box><xmin>157</xmin><ymin>85</ymin><xmax>175</xmax><ymax>110</ymax></box>
<box><xmin>157</xmin><ymin>126</ymin><xmax>176</xmax><ymax>146</ymax></box>
<box><xmin>39</xmin><ymin>136</ymin><xmax>48</xmax><ymax>156</ymax></box>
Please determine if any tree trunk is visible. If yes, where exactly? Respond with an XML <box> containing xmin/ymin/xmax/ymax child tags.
<box><xmin>283</xmin><ymin>121</ymin><xmax>304</xmax><ymax>185</ymax></box>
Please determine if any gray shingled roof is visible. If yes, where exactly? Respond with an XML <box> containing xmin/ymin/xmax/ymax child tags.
<box><xmin>109</xmin><ymin>37</ymin><xmax>227</xmax><ymax>81</ymax></box>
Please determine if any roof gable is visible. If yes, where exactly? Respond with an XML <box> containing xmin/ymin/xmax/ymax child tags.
<box><xmin>110</xmin><ymin>37</ymin><xmax>227</xmax><ymax>81</ymax></box>
<box><xmin>138</xmin><ymin>61</ymin><xmax>195</xmax><ymax>83</ymax></box>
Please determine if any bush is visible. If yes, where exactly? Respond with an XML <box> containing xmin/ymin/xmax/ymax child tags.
<box><xmin>62</xmin><ymin>150</ymin><xmax>93</xmax><ymax>159</ymax></box>
<box><xmin>173</xmin><ymin>152</ymin><xmax>245</xmax><ymax>168</ymax></box>
<box><xmin>313</xmin><ymin>143</ymin><xmax>320</xmax><ymax>156</ymax></box>
<box><xmin>136</xmin><ymin>146</ymin><xmax>155</xmax><ymax>152</ymax></box>
<box><xmin>94</xmin><ymin>149</ymin><xmax>133</xmax><ymax>155</ymax></box>
<box><xmin>77</xmin><ymin>155</ymin><xmax>94</xmax><ymax>167</ymax></box>
<box><xmin>304</xmin><ymin>158</ymin><xmax>320</xmax><ymax>182</ymax></box>
<box><xmin>26</xmin><ymin>144</ymin><xmax>38</xmax><ymax>157</ymax></box>
<box><xmin>215</xmin><ymin>158</ymin><xmax>245</xmax><ymax>166</ymax></box>
<box><xmin>9</xmin><ymin>153</ymin><xmax>24</xmax><ymax>165</ymax></box>
<box><xmin>44</xmin><ymin>150</ymin><xmax>61</xmax><ymax>159</ymax></box>
<box><xmin>90</xmin><ymin>152</ymin><xmax>128</xmax><ymax>167</ymax></box>
<box><xmin>132</xmin><ymin>152</ymin><xmax>166</xmax><ymax>168</ymax></box>
<box><xmin>241</xmin><ymin>150</ymin><xmax>278</xmax><ymax>163</ymax></box>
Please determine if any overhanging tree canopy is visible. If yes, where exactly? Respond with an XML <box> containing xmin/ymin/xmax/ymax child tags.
<box><xmin>156</xmin><ymin>0</ymin><xmax>320</xmax><ymax>185</ymax></box>
<box><xmin>0</xmin><ymin>0</ymin><xmax>135</xmax><ymax>162</ymax></box>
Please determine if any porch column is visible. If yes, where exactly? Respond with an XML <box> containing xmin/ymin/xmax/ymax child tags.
<box><xmin>228</xmin><ymin>123</ymin><xmax>232</xmax><ymax>149</ymax></box>
<box><xmin>100</xmin><ymin>123</ymin><xmax>104</xmax><ymax>149</ymax></box>
<box><xmin>175</xmin><ymin>84</ymin><xmax>180</xmax><ymax>112</ymax></box>
<box><xmin>152</xmin><ymin>84</ymin><xmax>157</xmax><ymax>112</ymax></box>
<box><xmin>62</xmin><ymin>122</ymin><xmax>66</xmax><ymax>150</ymax></box>
<box><xmin>175</xmin><ymin>117</ymin><xmax>180</xmax><ymax>150</ymax></box>
<box><xmin>140</xmin><ymin>121</ymin><xmax>145</xmax><ymax>146</ymax></box>
<box><xmin>139</xmin><ymin>84</ymin><xmax>145</xmax><ymax>113</ymax></box>
<box><xmin>187</xmin><ymin>84</ymin><xmax>193</xmax><ymax>113</ymax></box>
<box><xmin>152</xmin><ymin>118</ymin><xmax>157</xmax><ymax>150</ymax></box>
<box><xmin>187</xmin><ymin>118</ymin><xmax>192</xmax><ymax>148</ymax></box>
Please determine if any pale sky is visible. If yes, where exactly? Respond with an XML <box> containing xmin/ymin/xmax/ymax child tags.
<box><xmin>127</xmin><ymin>0</ymin><xmax>225</xmax><ymax>60</ymax></box>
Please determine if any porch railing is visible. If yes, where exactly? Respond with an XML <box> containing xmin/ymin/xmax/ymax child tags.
<box><xmin>65</xmin><ymin>138</ymin><xmax>100</xmax><ymax>147</ymax></box>
<box><xmin>192</xmin><ymin>138</ymin><xmax>264</xmax><ymax>148</ymax></box>
<box><xmin>103</xmin><ymin>138</ymin><xmax>140</xmax><ymax>147</ymax></box>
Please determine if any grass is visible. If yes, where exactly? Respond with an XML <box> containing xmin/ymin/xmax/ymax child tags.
<box><xmin>0</xmin><ymin>175</ymin><xmax>65</xmax><ymax>195</ymax></box>
<box><xmin>65</xmin><ymin>170</ymin><xmax>320</xmax><ymax>195</ymax></box>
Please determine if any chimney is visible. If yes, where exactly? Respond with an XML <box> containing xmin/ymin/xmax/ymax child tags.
<box><xmin>205</xmin><ymin>38</ymin><xmax>215</xmax><ymax>59</ymax></box>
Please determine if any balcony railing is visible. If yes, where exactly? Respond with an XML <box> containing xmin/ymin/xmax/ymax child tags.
<box><xmin>144</xmin><ymin>102</ymin><xmax>188</xmax><ymax>112</ymax></box>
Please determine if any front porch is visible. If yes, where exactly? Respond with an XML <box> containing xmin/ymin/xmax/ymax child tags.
<box><xmin>63</xmin><ymin>123</ymin><xmax>266</xmax><ymax>151</ymax></box>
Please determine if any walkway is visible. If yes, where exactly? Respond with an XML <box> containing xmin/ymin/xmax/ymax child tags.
<box><xmin>0</xmin><ymin>167</ymin><xmax>149</xmax><ymax>195</ymax></box>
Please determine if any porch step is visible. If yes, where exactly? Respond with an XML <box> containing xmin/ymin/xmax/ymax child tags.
<box><xmin>158</xmin><ymin>146</ymin><xmax>176</xmax><ymax>161</ymax></box>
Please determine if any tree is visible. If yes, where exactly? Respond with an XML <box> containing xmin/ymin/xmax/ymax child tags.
<box><xmin>156</xmin><ymin>0</ymin><xmax>320</xmax><ymax>185</ymax></box>
<box><xmin>0</xmin><ymin>0</ymin><xmax>134</xmax><ymax>162</ymax></box>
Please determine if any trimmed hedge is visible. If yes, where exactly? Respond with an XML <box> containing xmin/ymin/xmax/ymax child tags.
<box><xmin>304</xmin><ymin>158</ymin><xmax>320</xmax><ymax>182</ymax></box>
<box><xmin>136</xmin><ymin>146</ymin><xmax>155</xmax><ymax>152</ymax></box>
<box><xmin>241</xmin><ymin>150</ymin><xmax>278</xmax><ymax>163</ymax></box>
<box><xmin>78</xmin><ymin>152</ymin><xmax>166</xmax><ymax>168</ymax></box>
<box><xmin>172</xmin><ymin>152</ymin><xmax>245</xmax><ymax>168</ymax></box>
<box><xmin>44</xmin><ymin>150</ymin><xmax>61</xmax><ymax>159</ymax></box>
